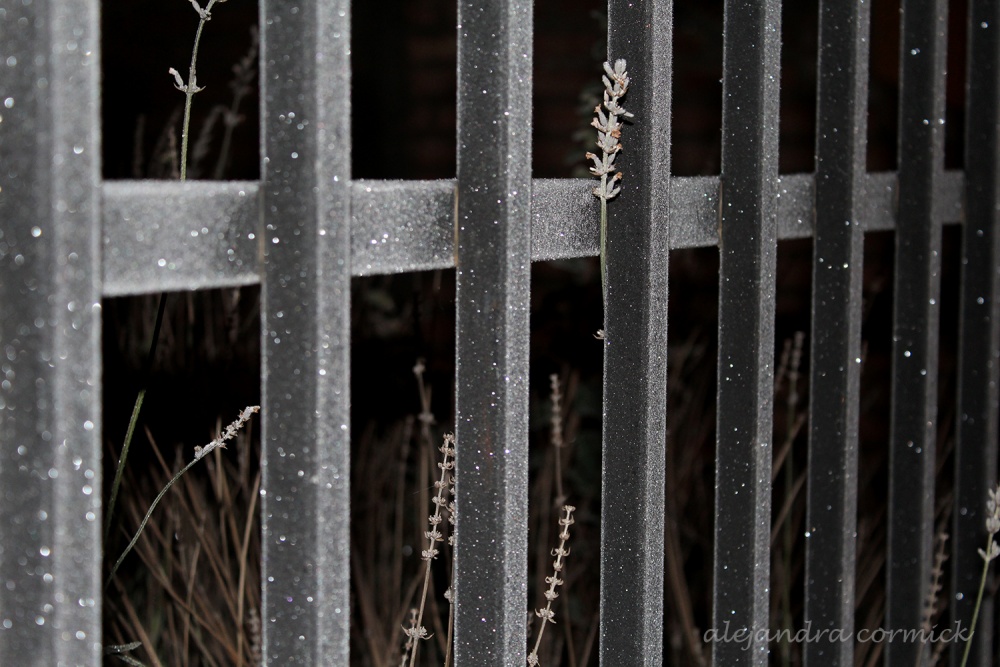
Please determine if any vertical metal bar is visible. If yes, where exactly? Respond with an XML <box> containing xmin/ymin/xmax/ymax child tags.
<box><xmin>886</xmin><ymin>1</ymin><xmax>946</xmax><ymax>665</ymax></box>
<box><xmin>0</xmin><ymin>1</ymin><xmax>103</xmax><ymax>665</ymax></box>
<box><xmin>600</xmin><ymin>1</ymin><xmax>671</xmax><ymax>663</ymax></box>
<box><xmin>258</xmin><ymin>1</ymin><xmax>352</xmax><ymax>663</ymax></box>
<box><xmin>453</xmin><ymin>1</ymin><xmax>532</xmax><ymax>663</ymax></box>
<box><xmin>952</xmin><ymin>1</ymin><xmax>1000</xmax><ymax>665</ymax></box>
<box><xmin>804</xmin><ymin>1</ymin><xmax>870</xmax><ymax>665</ymax></box>
<box><xmin>712</xmin><ymin>1</ymin><xmax>781</xmax><ymax>665</ymax></box>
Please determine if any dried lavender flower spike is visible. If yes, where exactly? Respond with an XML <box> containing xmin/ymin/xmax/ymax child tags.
<box><xmin>402</xmin><ymin>433</ymin><xmax>456</xmax><ymax>666</ymax></box>
<box><xmin>589</xmin><ymin>59</ymin><xmax>634</xmax><ymax>328</ymax></box>
<box><xmin>960</xmin><ymin>483</ymin><xmax>1000</xmax><ymax>666</ymax></box>
<box><xmin>527</xmin><ymin>505</ymin><xmax>576</xmax><ymax>665</ymax></box>
<box><xmin>194</xmin><ymin>404</ymin><xmax>260</xmax><ymax>460</ymax></box>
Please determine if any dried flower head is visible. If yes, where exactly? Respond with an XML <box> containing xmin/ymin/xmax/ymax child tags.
<box><xmin>978</xmin><ymin>484</ymin><xmax>1000</xmax><ymax>562</ymax></box>
<box><xmin>527</xmin><ymin>505</ymin><xmax>576</xmax><ymax>665</ymax></box>
<box><xmin>960</xmin><ymin>483</ymin><xmax>1000</xmax><ymax>666</ymax></box>
<box><xmin>402</xmin><ymin>433</ymin><xmax>456</xmax><ymax>667</ymax></box>
<box><xmin>586</xmin><ymin>59</ymin><xmax>634</xmax><ymax>202</ymax></box>
<box><xmin>194</xmin><ymin>405</ymin><xmax>260</xmax><ymax>460</ymax></box>
<box><xmin>587</xmin><ymin>59</ymin><xmax>634</xmax><ymax>326</ymax></box>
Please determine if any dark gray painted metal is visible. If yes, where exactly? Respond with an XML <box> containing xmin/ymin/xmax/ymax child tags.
<box><xmin>259</xmin><ymin>1</ymin><xmax>351</xmax><ymax>663</ymax></box>
<box><xmin>0</xmin><ymin>1</ymin><xmax>103</xmax><ymax>665</ymax></box>
<box><xmin>776</xmin><ymin>175</ymin><xmax>814</xmax><ymax>241</ymax></box>
<box><xmin>453</xmin><ymin>1</ymin><xmax>532</xmax><ymax>663</ymax></box>
<box><xmin>863</xmin><ymin>171</ymin><xmax>963</xmax><ymax>232</ymax></box>
<box><xmin>863</xmin><ymin>174</ymin><xmax>904</xmax><ymax>233</ymax></box>
<box><xmin>668</xmin><ymin>176</ymin><xmax>721</xmax><ymax>248</ymax></box>
<box><xmin>804</xmin><ymin>1</ymin><xmax>870</xmax><ymax>664</ymax></box>
<box><xmin>952</xmin><ymin>1</ymin><xmax>1000</xmax><ymax>665</ymax></box>
<box><xmin>886</xmin><ymin>2</ymin><xmax>947</xmax><ymax>665</ymax></box>
<box><xmin>102</xmin><ymin>181</ymin><xmax>259</xmax><ymax>296</ymax></box>
<box><xmin>933</xmin><ymin>170</ymin><xmax>965</xmax><ymax>224</ymax></box>
<box><xmin>600</xmin><ymin>0</ymin><xmax>671</xmax><ymax>663</ymax></box>
<box><xmin>713</xmin><ymin>0</ymin><xmax>781</xmax><ymax>664</ymax></box>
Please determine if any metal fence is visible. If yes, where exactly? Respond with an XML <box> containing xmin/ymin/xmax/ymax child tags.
<box><xmin>1</xmin><ymin>0</ymin><xmax>997</xmax><ymax>665</ymax></box>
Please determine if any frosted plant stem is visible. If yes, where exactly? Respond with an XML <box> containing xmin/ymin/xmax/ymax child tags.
<box><xmin>105</xmin><ymin>406</ymin><xmax>259</xmax><ymax>590</ymax></box>
<box><xmin>176</xmin><ymin>0</ymin><xmax>222</xmax><ymax>180</ymax></box>
<box><xmin>106</xmin><ymin>454</ymin><xmax>201</xmax><ymax>590</ymax></box>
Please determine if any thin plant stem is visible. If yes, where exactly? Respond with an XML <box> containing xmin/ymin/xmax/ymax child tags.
<box><xmin>106</xmin><ymin>406</ymin><xmax>259</xmax><ymax>590</ymax></box>
<box><xmin>178</xmin><ymin>0</ymin><xmax>222</xmax><ymax>180</ymax></box>
<box><xmin>443</xmin><ymin>606</ymin><xmax>454</xmax><ymax>667</ymax></box>
<box><xmin>599</xmin><ymin>196</ymin><xmax>608</xmax><ymax>307</ymax></box>
<box><xmin>107</xmin><ymin>0</ymin><xmax>223</xmax><ymax>551</ymax></box>
<box><xmin>959</xmin><ymin>546</ymin><xmax>991</xmax><ymax>667</ymax></box>
<box><xmin>959</xmin><ymin>483</ymin><xmax>1000</xmax><ymax>667</ymax></box>
<box><xmin>107</xmin><ymin>455</ymin><xmax>201</xmax><ymax>589</ymax></box>
<box><xmin>104</xmin><ymin>292</ymin><xmax>168</xmax><ymax>545</ymax></box>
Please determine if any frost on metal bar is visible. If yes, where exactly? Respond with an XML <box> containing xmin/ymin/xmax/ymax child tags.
<box><xmin>599</xmin><ymin>1</ymin><xmax>671</xmax><ymax>663</ymax></box>
<box><xmin>885</xmin><ymin>2</ymin><xmax>947</xmax><ymax>664</ymax></box>
<box><xmin>776</xmin><ymin>175</ymin><xmax>813</xmax><ymax>240</ymax></box>
<box><xmin>351</xmin><ymin>180</ymin><xmax>454</xmax><ymax>275</ymax></box>
<box><xmin>93</xmin><ymin>169</ymin><xmax>968</xmax><ymax>296</ymax></box>
<box><xmin>452</xmin><ymin>0</ymin><xmax>532</xmax><ymax>663</ymax></box>
<box><xmin>952</xmin><ymin>1</ymin><xmax>1000</xmax><ymax>665</ymax></box>
<box><xmin>712</xmin><ymin>1</ymin><xmax>781</xmax><ymax>665</ymax></box>
<box><xmin>102</xmin><ymin>181</ymin><xmax>260</xmax><ymax>296</ymax></box>
<box><xmin>530</xmin><ymin>179</ymin><xmax>600</xmax><ymax>260</ymax></box>
<box><xmin>804</xmin><ymin>1</ymin><xmax>870</xmax><ymax>664</ymax></box>
<box><xmin>0</xmin><ymin>1</ymin><xmax>103</xmax><ymax>665</ymax></box>
<box><xmin>258</xmin><ymin>1</ymin><xmax>351</xmax><ymax>663</ymax></box>
<box><xmin>665</xmin><ymin>176</ymin><xmax>720</xmax><ymax>248</ymax></box>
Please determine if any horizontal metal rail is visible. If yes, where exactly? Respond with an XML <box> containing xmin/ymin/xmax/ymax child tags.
<box><xmin>101</xmin><ymin>170</ymin><xmax>965</xmax><ymax>296</ymax></box>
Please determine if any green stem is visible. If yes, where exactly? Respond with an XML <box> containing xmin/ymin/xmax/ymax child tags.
<box><xmin>103</xmin><ymin>390</ymin><xmax>144</xmax><ymax>544</ymax></box>
<box><xmin>599</xmin><ymin>192</ymin><xmax>608</xmax><ymax>308</ymax></box>
<box><xmin>179</xmin><ymin>1</ymin><xmax>218</xmax><ymax>180</ymax></box>
<box><xmin>103</xmin><ymin>293</ymin><xmax>167</xmax><ymax>545</ymax></box>
<box><xmin>959</xmin><ymin>540</ymin><xmax>994</xmax><ymax>667</ymax></box>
